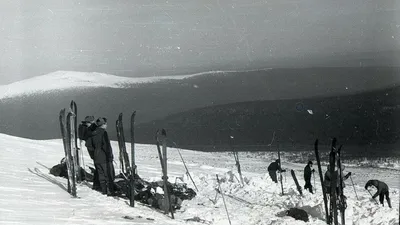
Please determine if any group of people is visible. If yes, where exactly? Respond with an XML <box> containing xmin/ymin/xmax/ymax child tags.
<box><xmin>77</xmin><ymin>116</ymin><xmax>394</xmax><ymax>207</ymax></box>
<box><xmin>78</xmin><ymin>116</ymin><xmax>115</xmax><ymax>196</ymax></box>
<box><xmin>268</xmin><ymin>159</ymin><xmax>392</xmax><ymax>208</ymax></box>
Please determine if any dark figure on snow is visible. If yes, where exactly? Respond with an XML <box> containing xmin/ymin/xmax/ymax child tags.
<box><xmin>268</xmin><ymin>159</ymin><xmax>286</xmax><ymax>183</ymax></box>
<box><xmin>324</xmin><ymin>164</ymin><xmax>351</xmax><ymax>195</ymax></box>
<box><xmin>78</xmin><ymin>116</ymin><xmax>97</xmax><ymax>151</ymax></box>
<box><xmin>79</xmin><ymin>116</ymin><xmax>100</xmax><ymax>190</ymax></box>
<box><xmin>86</xmin><ymin>117</ymin><xmax>116</xmax><ymax>195</ymax></box>
<box><xmin>365</xmin><ymin>180</ymin><xmax>392</xmax><ymax>208</ymax></box>
<box><xmin>304</xmin><ymin>161</ymin><xmax>315</xmax><ymax>194</ymax></box>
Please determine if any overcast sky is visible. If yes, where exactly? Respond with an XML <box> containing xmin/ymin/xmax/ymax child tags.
<box><xmin>0</xmin><ymin>0</ymin><xmax>399</xmax><ymax>85</ymax></box>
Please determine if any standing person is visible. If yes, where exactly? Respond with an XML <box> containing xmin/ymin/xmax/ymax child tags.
<box><xmin>79</xmin><ymin>116</ymin><xmax>97</xmax><ymax>159</ymax></box>
<box><xmin>304</xmin><ymin>161</ymin><xmax>315</xmax><ymax>194</ymax></box>
<box><xmin>324</xmin><ymin>165</ymin><xmax>351</xmax><ymax>197</ymax></box>
<box><xmin>268</xmin><ymin>159</ymin><xmax>285</xmax><ymax>183</ymax></box>
<box><xmin>365</xmin><ymin>180</ymin><xmax>392</xmax><ymax>208</ymax></box>
<box><xmin>79</xmin><ymin>116</ymin><xmax>100</xmax><ymax>190</ymax></box>
<box><xmin>86</xmin><ymin>117</ymin><xmax>115</xmax><ymax>195</ymax></box>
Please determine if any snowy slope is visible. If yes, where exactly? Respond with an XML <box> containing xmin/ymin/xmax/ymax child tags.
<box><xmin>0</xmin><ymin>133</ymin><xmax>398</xmax><ymax>225</ymax></box>
<box><xmin>0</xmin><ymin>70</ymin><xmax>229</xmax><ymax>100</ymax></box>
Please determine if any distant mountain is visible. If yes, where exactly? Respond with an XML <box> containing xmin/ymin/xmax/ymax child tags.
<box><xmin>0</xmin><ymin>67</ymin><xmax>399</xmax><ymax>150</ymax></box>
<box><xmin>135</xmin><ymin>84</ymin><xmax>400</xmax><ymax>156</ymax></box>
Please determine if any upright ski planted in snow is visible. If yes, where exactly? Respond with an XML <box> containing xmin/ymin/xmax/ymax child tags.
<box><xmin>116</xmin><ymin>118</ymin><xmax>125</xmax><ymax>174</ymax></box>
<box><xmin>155</xmin><ymin>129</ymin><xmax>174</xmax><ymax>219</ymax></box>
<box><xmin>337</xmin><ymin>144</ymin><xmax>346</xmax><ymax>225</ymax></box>
<box><xmin>329</xmin><ymin>138</ymin><xmax>338</xmax><ymax>225</ymax></box>
<box><xmin>70</xmin><ymin>101</ymin><xmax>79</xmax><ymax>167</ymax></box>
<box><xmin>277</xmin><ymin>143</ymin><xmax>284</xmax><ymax>195</ymax></box>
<box><xmin>66</xmin><ymin>111</ymin><xmax>77</xmax><ymax>197</ymax></box>
<box><xmin>59</xmin><ymin>109</ymin><xmax>71</xmax><ymax>194</ymax></box>
<box><xmin>130</xmin><ymin>111</ymin><xmax>137</xmax><ymax>207</ymax></box>
<box><xmin>315</xmin><ymin>139</ymin><xmax>329</xmax><ymax>224</ymax></box>
<box><xmin>116</xmin><ymin>113</ymin><xmax>131</xmax><ymax>176</ymax></box>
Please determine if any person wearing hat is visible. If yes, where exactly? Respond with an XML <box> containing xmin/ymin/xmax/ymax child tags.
<box><xmin>78</xmin><ymin>116</ymin><xmax>100</xmax><ymax>189</ymax></box>
<box><xmin>86</xmin><ymin>117</ymin><xmax>115</xmax><ymax>195</ymax></box>
<box><xmin>268</xmin><ymin>159</ymin><xmax>286</xmax><ymax>183</ymax></box>
<box><xmin>79</xmin><ymin>116</ymin><xmax>96</xmax><ymax>140</ymax></box>
<box><xmin>304</xmin><ymin>161</ymin><xmax>315</xmax><ymax>193</ymax></box>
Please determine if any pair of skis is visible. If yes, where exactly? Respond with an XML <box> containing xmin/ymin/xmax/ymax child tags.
<box><xmin>115</xmin><ymin>112</ymin><xmax>137</xmax><ymax>207</ymax></box>
<box><xmin>315</xmin><ymin>138</ymin><xmax>346</xmax><ymax>225</ymax></box>
<box><xmin>59</xmin><ymin>100</ymin><xmax>79</xmax><ymax>197</ymax></box>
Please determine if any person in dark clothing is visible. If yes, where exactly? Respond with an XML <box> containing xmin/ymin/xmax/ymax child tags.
<box><xmin>365</xmin><ymin>180</ymin><xmax>392</xmax><ymax>208</ymax></box>
<box><xmin>79</xmin><ymin>116</ymin><xmax>100</xmax><ymax>190</ymax></box>
<box><xmin>304</xmin><ymin>161</ymin><xmax>315</xmax><ymax>194</ymax></box>
<box><xmin>86</xmin><ymin>117</ymin><xmax>115</xmax><ymax>195</ymax></box>
<box><xmin>324</xmin><ymin>164</ymin><xmax>351</xmax><ymax>197</ymax></box>
<box><xmin>78</xmin><ymin>116</ymin><xmax>97</xmax><ymax>158</ymax></box>
<box><xmin>268</xmin><ymin>159</ymin><xmax>286</xmax><ymax>183</ymax></box>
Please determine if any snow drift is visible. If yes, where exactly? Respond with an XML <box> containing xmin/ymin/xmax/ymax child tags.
<box><xmin>0</xmin><ymin>133</ymin><xmax>398</xmax><ymax>224</ymax></box>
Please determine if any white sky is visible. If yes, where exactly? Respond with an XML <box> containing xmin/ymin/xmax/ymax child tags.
<box><xmin>0</xmin><ymin>0</ymin><xmax>399</xmax><ymax>84</ymax></box>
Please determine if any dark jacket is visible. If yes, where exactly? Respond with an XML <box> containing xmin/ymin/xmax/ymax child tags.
<box><xmin>304</xmin><ymin>165</ymin><xmax>313</xmax><ymax>181</ymax></box>
<box><xmin>365</xmin><ymin>180</ymin><xmax>389</xmax><ymax>198</ymax></box>
<box><xmin>268</xmin><ymin>162</ymin><xmax>285</xmax><ymax>172</ymax></box>
<box><xmin>78</xmin><ymin>123</ymin><xmax>97</xmax><ymax>141</ymax></box>
<box><xmin>86</xmin><ymin>127</ymin><xmax>113</xmax><ymax>164</ymax></box>
<box><xmin>324</xmin><ymin>170</ymin><xmax>351</xmax><ymax>188</ymax></box>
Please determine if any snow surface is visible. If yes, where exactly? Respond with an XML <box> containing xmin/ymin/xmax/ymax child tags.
<box><xmin>0</xmin><ymin>133</ymin><xmax>398</xmax><ymax>225</ymax></box>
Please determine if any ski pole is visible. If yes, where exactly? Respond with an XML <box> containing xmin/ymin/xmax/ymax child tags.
<box><xmin>216</xmin><ymin>174</ymin><xmax>232</xmax><ymax>225</ymax></box>
<box><xmin>171</xmin><ymin>141</ymin><xmax>199</xmax><ymax>192</ymax></box>
<box><xmin>349</xmin><ymin>175</ymin><xmax>358</xmax><ymax>200</ymax></box>
<box><xmin>367</xmin><ymin>189</ymin><xmax>379</xmax><ymax>205</ymax></box>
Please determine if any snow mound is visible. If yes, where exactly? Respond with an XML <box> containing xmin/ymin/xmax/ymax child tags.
<box><xmin>0</xmin><ymin>70</ymin><xmax>230</xmax><ymax>100</ymax></box>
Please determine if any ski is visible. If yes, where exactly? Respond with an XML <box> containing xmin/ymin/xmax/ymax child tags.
<box><xmin>337</xmin><ymin>144</ymin><xmax>346</xmax><ymax>225</ymax></box>
<box><xmin>290</xmin><ymin>170</ymin><xmax>303</xmax><ymax>196</ymax></box>
<box><xmin>229</xmin><ymin>136</ymin><xmax>244</xmax><ymax>186</ymax></box>
<box><xmin>69</xmin><ymin>101</ymin><xmax>81</xmax><ymax>183</ymax></box>
<box><xmin>155</xmin><ymin>129</ymin><xmax>174</xmax><ymax>219</ymax></box>
<box><xmin>314</xmin><ymin>139</ymin><xmax>329</xmax><ymax>224</ymax></box>
<box><xmin>277</xmin><ymin>142</ymin><xmax>284</xmax><ymax>195</ymax></box>
<box><xmin>117</xmin><ymin>113</ymin><xmax>131</xmax><ymax>175</ymax></box>
<box><xmin>66</xmin><ymin>111</ymin><xmax>77</xmax><ymax>197</ymax></box>
<box><xmin>59</xmin><ymin>109</ymin><xmax>71</xmax><ymax>193</ymax></box>
<box><xmin>70</xmin><ymin>101</ymin><xmax>79</xmax><ymax>167</ymax></box>
<box><xmin>130</xmin><ymin>111</ymin><xmax>137</xmax><ymax>207</ymax></box>
<box><xmin>329</xmin><ymin>138</ymin><xmax>338</xmax><ymax>225</ymax></box>
<box><xmin>116</xmin><ymin>118</ymin><xmax>125</xmax><ymax>174</ymax></box>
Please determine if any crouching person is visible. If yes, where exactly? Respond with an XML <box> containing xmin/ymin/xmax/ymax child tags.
<box><xmin>86</xmin><ymin>117</ymin><xmax>115</xmax><ymax>195</ymax></box>
<box><xmin>365</xmin><ymin>180</ymin><xmax>392</xmax><ymax>208</ymax></box>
